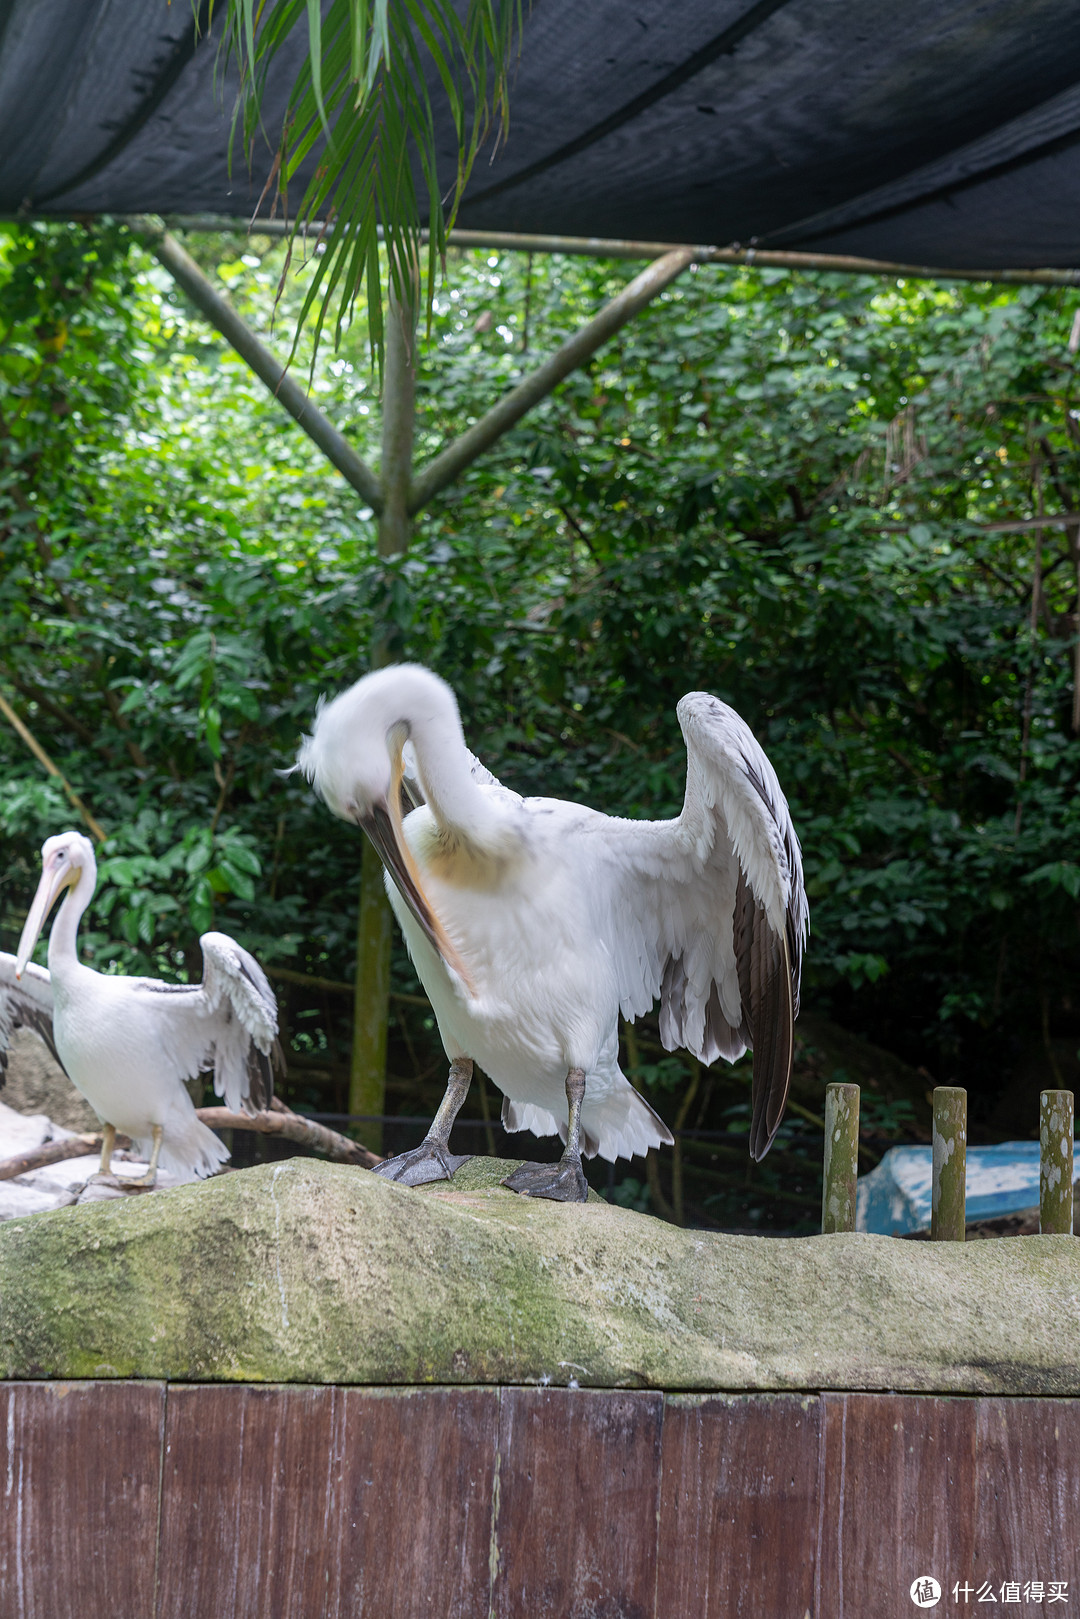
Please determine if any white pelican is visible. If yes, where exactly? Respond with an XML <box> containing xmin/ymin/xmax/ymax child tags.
<box><xmin>0</xmin><ymin>830</ymin><xmax>283</xmax><ymax>1185</ymax></box>
<box><xmin>300</xmin><ymin>664</ymin><xmax>807</xmax><ymax>1203</ymax></box>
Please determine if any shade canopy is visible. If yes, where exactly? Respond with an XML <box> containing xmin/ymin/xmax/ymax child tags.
<box><xmin>3</xmin><ymin>0</ymin><xmax>1080</xmax><ymax>269</ymax></box>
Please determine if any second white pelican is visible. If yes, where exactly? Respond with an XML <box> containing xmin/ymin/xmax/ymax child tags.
<box><xmin>300</xmin><ymin>664</ymin><xmax>807</xmax><ymax>1204</ymax></box>
<box><xmin>0</xmin><ymin>831</ymin><xmax>283</xmax><ymax>1185</ymax></box>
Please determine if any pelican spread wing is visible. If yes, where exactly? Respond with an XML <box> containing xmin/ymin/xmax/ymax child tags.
<box><xmin>129</xmin><ymin>931</ymin><xmax>282</xmax><ymax>1115</ymax></box>
<box><xmin>0</xmin><ymin>953</ymin><xmax>63</xmax><ymax>1086</ymax></box>
<box><xmin>594</xmin><ymin>693</ymin><xmax>807</xmax><ymax>1161</ymax></box>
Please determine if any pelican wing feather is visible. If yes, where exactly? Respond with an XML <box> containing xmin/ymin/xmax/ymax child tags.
<box><xmin>0</xmin><ymin>953</ymin><xmax>62</xmax><ymax>1086</ymax></box>
<box><xmin>129</xmin><ymin>931</ymin><xmax>283</xmax><ymax>1115</ymax></box>
<box><xmin>591</xmin><ymin>693</ymin><xmax>807</xmax><ymax>1161</ymax></box>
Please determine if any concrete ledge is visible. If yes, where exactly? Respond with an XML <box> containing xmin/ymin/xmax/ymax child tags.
<box><xmin>1</xmin><ymin>1156</ymin><xmax>1078</xmax><ymax>1392</ymax></box>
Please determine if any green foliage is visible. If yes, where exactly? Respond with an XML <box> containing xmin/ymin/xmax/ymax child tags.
<box><xmin>2</xmin><ymin>222</ymin><xmax>1080</xmax><ymax>1223</ymax></box>
<box><xmin>219</xmin><ymin>0</ymin><xmax>521</xmax><ymax>363</ymax></box>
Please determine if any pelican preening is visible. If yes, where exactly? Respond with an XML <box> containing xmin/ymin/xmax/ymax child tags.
<box><xmin>0</xmin><ymin>832</ymin><xmax>283</xmax><ymax>1186</ymax></box>
<box><xmin>301</xmin><ymin>664</ymin><xmax>808</xmax><ymax>1204</ymax></box>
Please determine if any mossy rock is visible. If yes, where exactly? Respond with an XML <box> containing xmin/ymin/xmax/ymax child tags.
<box><xmin>1</xmin><ymin>1155</ymin><xmax>1078</xmax><ymax>1392</ymax></box>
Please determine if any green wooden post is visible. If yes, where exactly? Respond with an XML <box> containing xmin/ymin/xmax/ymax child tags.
<box><xmin>1040</xmin><ymin>1089</ymin><xmax>1074</xmax><ymax>1235</ymax></box>
<box><xmin>931</xmin><ymin>1086</ymin><xmax>967</xmax><ymax>1242</ymax></box>
<box><xmin>349</xmin><ymin>837</ymin><xmax>393</xmax><ymax>1153</ymax></box>
<box><xmin>821</xmin><ymin>1082</ymin><xmax>860</xmax><ymax>1234</ymax></box>
<box><xmin>348</xmin><ymin>269</ymin><xmax>418</xmax><ymax>1152</ymax></box>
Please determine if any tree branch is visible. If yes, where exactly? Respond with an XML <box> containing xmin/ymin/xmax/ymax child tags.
<box><xmin>196</xmin><ymin>1105</ymin><xmax>382</xmax><ymax>1167</ymax></box>
<box><xmin>0</xmin><ymin>1134</ymin><xmax>104</xmax><ymax>1182</ymax></box>
<box><xmin>0</xmin><ymin>1110</ymin><xmax>382</xmax><ymax>1181</ymax></box>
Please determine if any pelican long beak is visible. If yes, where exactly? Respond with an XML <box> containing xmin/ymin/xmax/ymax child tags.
<box><xmin>15</xmin><ymin>857</ymin><xmax>76</xmax><ymax>978</ymax></box>
<box><xmin>360</xmin><ymin>734</ymin><xmax>474</xmax><ymax>995</ymax></box>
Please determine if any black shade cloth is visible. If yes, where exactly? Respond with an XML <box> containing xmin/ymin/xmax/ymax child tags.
<box><xmin>2</xmin><ymin>0</ymin><xmax>1080</xmax><ymax>268</ymax></box>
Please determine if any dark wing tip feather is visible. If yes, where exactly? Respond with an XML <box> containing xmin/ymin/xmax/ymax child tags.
<box><xmin>243</xmin><ymin>1037</ymin><xmax>285</xmax><ymax>1115</ymax></box>
<box><xmin>738</xmin><ymin>874</ymin><xmax>796</xmax><ymax>1162</ymax></box>
<box><xmin>0</xmin><ymin>993</ymin><xmax>66</xmax><ymax>1082</ymax></box>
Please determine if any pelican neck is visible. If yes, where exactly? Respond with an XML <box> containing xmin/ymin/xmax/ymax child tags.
<box><xmin>46</xmin><ymin>864</ymin><xmax>95</xmax><ymax>975</ymax></box>
<box><xmin>409</xmin><ymin>707</ymin><xmax>502</xmax><ymax>849</ymax></box>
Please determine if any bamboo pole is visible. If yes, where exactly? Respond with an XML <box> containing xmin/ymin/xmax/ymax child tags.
<box><xmin>931</xmin><ymin>1087</ymin><xmax>967</xmax><ymax>1242</ymax></box>
<box><xmin>821</xmin><ymin>1082</ymin><xmax>860</xmax><ymax>1234</ymax></box>
<box><xmin>159</xmin><ymin>216</ymin><xmax>1080</xmax><ymax>288</ymax></box>
<box><xmin>1039</xmin><ymin>1089</ymin><xmax>1074</xmax><ymax>1235</ymax></box>
<box><xmin>378</xmin><ymin>258</ymin><xmax>418</xmax><ymax>558</ymax></box>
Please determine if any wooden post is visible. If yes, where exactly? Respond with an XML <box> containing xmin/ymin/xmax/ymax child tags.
<box><xmin>1040</xmin><ymin>1089</ymin><xmax>1074</xmax><ymax>1235</ymax></box>
<box><xmin>931</xmin><ymin>1086</ymin><xmax>967</xmax><ymax>1242</ymax></box>
<box><xmin>821</xmin><ymin>1082</ymin><xmax>860</xmax><ymax>1234</ymax></box>
<box><xmin>348</xmin><ymin>267</ymin><xmax>418</xmax><ymax>1150</ymax></box>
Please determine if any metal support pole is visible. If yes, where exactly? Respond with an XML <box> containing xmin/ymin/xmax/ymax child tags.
<box><xmin>931</xmin><ymin>1086</ymin><xmax>967</xmax><ymax>1242</ymax></box>
<box><xmin>349</xmin><ymin>272</ymin><xmax>419</xmax><ymax>1150</ymax></box>
<box><xmin>408</xmin><ymin>247</ymin><xmax>695</xmax><ymax>511</ymax></box>
<box><xmin>821</xmin><ymin>1082</ymin><xmax>860</xmax><ymax>1234</ymax></box>
<box><xmin>143</xmin><ymin>223</ymin><xmax>383</xmax><ymax>511</ymax></box>
<box><xmin>1040</xmin><ymin>1089</ymin><xmax>1075</xmax><ymax>1235</ymax></box>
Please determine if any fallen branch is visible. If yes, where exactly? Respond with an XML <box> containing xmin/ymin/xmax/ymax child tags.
<box><xmin>0</xmin><ymin>1107</ymin><xmax>381</xmax><ymax>1184</ymax></box>
<box><xmin>0</xmin><ymin>1134</ymin><xmax>103</xmax><ymax>1181</ymax></box>
<box><xmin>196</xmin><ymin>1107</ymin><xmax>382</xmax><ymax>1167</ymax></box>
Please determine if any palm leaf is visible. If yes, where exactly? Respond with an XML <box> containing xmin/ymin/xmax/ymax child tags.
<box><xmin>217</xmin><ymin>0</ymin><xmax>522</xmax><ymax>372</ymax></box>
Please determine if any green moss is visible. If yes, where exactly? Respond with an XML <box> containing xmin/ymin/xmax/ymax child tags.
<box><xmin>2</xmin><ymin>1158</ymin><xmax>1079</xmax><ymax>1391</ymax></box>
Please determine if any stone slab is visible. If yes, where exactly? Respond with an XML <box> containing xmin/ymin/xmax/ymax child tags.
<box><xmin>0</xmin><ymin>1156</ymin><xmax>1078</xmax><ymax>1392</ymax></box>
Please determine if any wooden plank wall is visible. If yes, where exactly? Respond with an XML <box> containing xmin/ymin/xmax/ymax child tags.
<box><xmin>1</xmin><ymin>1383</ymin><xmax>1078</xmax><ymax>1618</ymax></box>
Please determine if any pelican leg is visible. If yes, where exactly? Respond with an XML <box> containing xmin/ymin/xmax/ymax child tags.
<box><xmin>502</xmin><ymin>1068</ymin><xmax>589</xmax><ymax>1204</ymax></box>
<box><xmin>373</xmin><ymin>1058</ymin><xmax>474</xmax><ymax>1187</ymax></box>
<box><xmin>86</xmin><ymin>1123</ymin><xmax>123</xmax><ymax>1187</ymax></box>
<box><xmin>97</xmin><ymin>1123</ymin><xmax>116</xmax><ymax>1176</ymax></box>
<box><xmin>119</xmin><ymin>1125</ymin><xmax>163</xmax><ymax>1190</ymax></box>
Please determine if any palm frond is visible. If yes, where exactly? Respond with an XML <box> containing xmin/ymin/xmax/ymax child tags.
<box><xmin>217</xmin><ymin>0</ymin><xmax>522</xmax><ymax>373</ymax></box>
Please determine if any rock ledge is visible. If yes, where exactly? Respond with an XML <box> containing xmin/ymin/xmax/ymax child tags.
<box><xmin>1</xmin><ymin>1156</ymin><xmax>1077</xmax><ymax>1392</ymax></box>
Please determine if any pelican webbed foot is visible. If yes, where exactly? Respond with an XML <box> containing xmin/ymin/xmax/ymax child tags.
<box><xmin>502</xmin><ymin>1156</ymin><xmax>588</xmax><ymax>1203</ymax></box>
<box><xmin>501</xmin><ymin>1066</ymin><xmax>589</xmax><ymax>1204</ymax></box>
<box><xmin>371</xmin><ymin>1057</ymin><xmax>474</xmax><ymax>1189</ymax></box>
<box><xmin>374</xmin><ymin>1140</ymin><xmax>473</xmax><ymax>1187</ymax></box>
<box><xmin>113</xmin><ymin>1124</ymin><xmax>163</xmax><ymax>1189</ymax></box>
<box><xmin>115</xmin><ymin>1170</ymin><xmax>160</xmax><ymax>1190</ymax></box>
